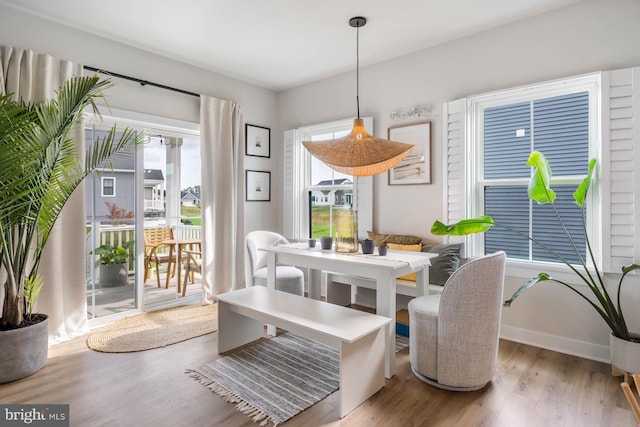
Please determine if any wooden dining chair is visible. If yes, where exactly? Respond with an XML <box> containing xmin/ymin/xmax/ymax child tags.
<box><xmin>183</xmin><ymin>248</ymin><xmax>202</xmax><ymax>296</ymax></box>
<box><xmin>143</xmin><ymin>227</ymin><xmax>177</xmax><ymax>289</ymax></box>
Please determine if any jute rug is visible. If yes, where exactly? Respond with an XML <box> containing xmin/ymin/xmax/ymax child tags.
<box><xmin>87</xmin><ymin>304</ymin><xmax>217</xmax><ymax>353</ymax></box>
<box><xmin>187</xmin><ymin>333</ymin><xmax>410</xmax><ymax>426</ymax></box>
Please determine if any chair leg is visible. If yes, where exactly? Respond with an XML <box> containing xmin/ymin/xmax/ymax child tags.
<box><xmin>155</xmin><ymin>261</ymin><xmax>161</xmax><ymax>288</ymax></box>
<box><xmin>166</xmin><ymin>261</ymin><xmax>173</xmax><ymax>289</ymax></box>
<box><xmin>182</xmin><ymin>266</ymin><xmax>189</xmax><ymax>297</ymax></box>
<box><xmin>144</xmin><ymin>260</ymin><xmax>150</xmax><ymax>283</ymax></box>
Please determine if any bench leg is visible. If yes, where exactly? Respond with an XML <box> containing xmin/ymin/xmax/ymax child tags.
<box><xmin>339</xmin><ymin>326</ymin><xmax>386</xmax><ymax>418</ymax></box>
<box><xmin>218</xmin><ymin>301</ymin><xmax>264</xmax><ymax>353</ymax></box>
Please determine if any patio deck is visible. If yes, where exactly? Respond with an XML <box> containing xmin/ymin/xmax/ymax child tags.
<box><xmin>87</xmin><ymin>267</ymin><xmax>203</xmax><ymax>319</ymax></box>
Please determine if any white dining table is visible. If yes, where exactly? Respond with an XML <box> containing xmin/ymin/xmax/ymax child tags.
<box><xmin>264</xmin><ymin>243</ymin><xmax>436</xmax><ymax>378</ymax></box>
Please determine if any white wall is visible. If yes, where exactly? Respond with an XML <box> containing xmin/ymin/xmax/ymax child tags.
<box><xmin>277</xmin><ymin>0</ymin><xmax>640</xmax><ymax>361</ymax></box>
<box><xmin>0</xmin><ymin>5</ymin><xmax>280</xmax><ymax>234</ymax></box>
<box><xmin>3</xmin><ymin>0</ymin><xmax>640</xmax><ymax>361</ymax></box>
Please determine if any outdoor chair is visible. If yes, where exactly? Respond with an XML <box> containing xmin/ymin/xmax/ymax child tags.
<box><xmin>183</xmin><ymin>249</ymin><xmax>202</xmax><ymax>297</ymax></box>
<box><xmin>143</xmin><ymin>227</ymin><xmax>179</xmax><ymax>288</ymax></box>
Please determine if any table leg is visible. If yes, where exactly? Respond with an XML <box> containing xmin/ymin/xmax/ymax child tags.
<box><xmin>176</xmin><ymin>243</ymin><xmax>183</xmax><ymax>295</ymax></box>
<box><xmin>308</xmin><ymin>268</ymin><xmax>322</xmax><ymax>300</ymax></box>
<box><xmin>166</xmin><ymin>244</ymin><xmax>174</xmax><ymax>289</ymax></box>
<box><xmin>376</xmin><ymin>271</ymin><xmax>396</xmax><ymax>378</ymax></box>
<box><xmin>415</xmin><ymin>265</ymin><xmax>429</xmax><ymax>297</ymax></box>
<box><xmin>266</xmin><ymin>252</ymin><xmax>277</xmax><ymax>336</ymax></box>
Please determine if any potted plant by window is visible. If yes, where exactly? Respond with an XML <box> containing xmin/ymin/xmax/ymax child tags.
<box><xmin>0</xmin><ymin>76</ymin><xmax>144</xmax><ymax>383</ymax></box>
<box><xmin>91</xmin><ymin>240</ymin><xmax>135</xmax><ymax>287</ymax></box>
<box><xmin>431</xmin><ymin>151</ymin><xmax>640</xmax><ymax>373</ymax></box>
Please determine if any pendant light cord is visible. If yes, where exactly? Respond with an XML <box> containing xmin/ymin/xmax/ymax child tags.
<box><xmin>356</xmin><ymin>24</ymin><xmax>360</xmax><ymax>119</ymax></box>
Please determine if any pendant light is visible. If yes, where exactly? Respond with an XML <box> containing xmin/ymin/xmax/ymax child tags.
<box><xmin>302</xmin><ymin>16</ymin><xmax>415</xmax><ymax>177</ymax></box>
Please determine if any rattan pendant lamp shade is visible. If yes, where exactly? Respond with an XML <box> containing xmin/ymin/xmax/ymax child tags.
<box><xmin>302</xmin><ymin>17</ymin><xmax>414</xmax><ymax>177</ymax></box>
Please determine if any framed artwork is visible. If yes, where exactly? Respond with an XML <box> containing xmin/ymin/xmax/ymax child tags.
<box><xmin>388</xmin><ymin>121</ymin><xmax>431</xmax><ymax>185</ymax></box>
<box><xmin>245</xmin><ymin>124</ymin><xmax>270</xmax><ymax>158</ymax></box>
<box><xmin>245</xmin><ymin>170</ymin><xmax>271</xmax><ymax>202</ymax></box>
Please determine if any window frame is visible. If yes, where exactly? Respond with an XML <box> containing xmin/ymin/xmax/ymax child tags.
<box><xmin>101</xmin><ymin>176</ymin><xmax>116</xmax><ymax>197</ymax></box>
<box><xmin>285</xmin><ymin>117</ymin><xmax>373</xmax><ymax>242</ymax></box>
<box><xmin>465</xmin><ymin>73</ymin><xmax>602</xmax><ymax>274</ymax></box>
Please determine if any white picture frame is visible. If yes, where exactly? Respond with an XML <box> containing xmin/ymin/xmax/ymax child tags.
<box><xmin>388</xmin><ymin>121</ymin><xmax>431</xmax><ymax>185</ymax></box>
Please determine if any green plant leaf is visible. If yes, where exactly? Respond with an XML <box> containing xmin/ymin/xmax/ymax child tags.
<box><xmin>430</xmin><ymin>216</ymin><xmax>495</xmax><ymax>236</ymax></box>
<box><xmin>527</xmin><ymin>151</ymin><xmax>556</xmax><ymax>204</ymax></box>
<box><xmin>504</xmin><ymin>272</ymin><xmax>552</xmax><ymax>307</ymax></box>
<box><xmin>24</xmin><ymin>275</ymin><xmax>44</xmax><ymax>318</ymax></box>
<box><xmin>621</xmin><ymin>263</ymin><xmax>640</xmax><ymax>276</ymax></box>
<box><xmin>574</xmin><ymin>158</ymin><xmax>597</xmax><ymax>207</ymax></box>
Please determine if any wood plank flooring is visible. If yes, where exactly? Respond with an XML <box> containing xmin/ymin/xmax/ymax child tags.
<box><xmin>0</xmin><ymin>319</ymin><xmax>635</xmax><ymax>426</ymax></box>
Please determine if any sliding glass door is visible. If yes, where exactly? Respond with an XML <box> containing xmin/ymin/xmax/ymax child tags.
<box><xmin>85</xmin><ymin>119</ymin><xmax>201</xmax><ymax>322</ymax></box>
<box><xmin>142</xmin><ymin>135</ymin><xmax>202</xmax><ymax>309</ymax></box>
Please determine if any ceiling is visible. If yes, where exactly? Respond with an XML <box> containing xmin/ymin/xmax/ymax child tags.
<box><xmin>2</xmin><ymin>0</ymin><xmax>580</xmax><ymax>91</ymax></box>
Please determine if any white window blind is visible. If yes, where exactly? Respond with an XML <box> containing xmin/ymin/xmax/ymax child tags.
<box><xmin>444</xmin><ymin>68</ymin><xmax>640</xmax><ymax>274</ymax></box>
<box><xmin>482</xmin><ymin>92</ymin><xmax>590</xmax><ymax>264</ymax></box>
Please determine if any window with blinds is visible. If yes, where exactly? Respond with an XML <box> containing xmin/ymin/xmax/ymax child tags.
<box><xmin>481</xmin><ymin>91</ymin><xmax>590</xmax><ymax>263</ymax></box>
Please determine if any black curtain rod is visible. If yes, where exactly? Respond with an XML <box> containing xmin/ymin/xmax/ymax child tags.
<box><xmin>83</xmin><ymin>65</ymin><xmax>200</xmax><ymax>98</ymax></box>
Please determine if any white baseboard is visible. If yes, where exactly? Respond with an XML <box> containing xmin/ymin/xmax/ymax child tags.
<box><xmin>500</xmin><ymin>325</ymin><xmax>611</xmax><ymax>364</ymax></box>
<box><xmin>353</xmin><ymin>288</ymin><xmax>612</xmax><ymax>364</ymax></box>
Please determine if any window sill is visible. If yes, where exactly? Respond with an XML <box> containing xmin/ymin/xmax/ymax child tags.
<box><xmin>505</xmin><ymin>258</ymin><xmax>596</xmax><ymax>287</ymax></box>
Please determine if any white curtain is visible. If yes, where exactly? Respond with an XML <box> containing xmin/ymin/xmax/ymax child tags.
<box><xmin>0</xmin><ymin>45</ymin><xmax>87</xmax><ymax>343</ymax></box>
<box><xmin>200</xmin><ymin>95</ymin><xmax>245</xmax><ymax>300</ymax></box>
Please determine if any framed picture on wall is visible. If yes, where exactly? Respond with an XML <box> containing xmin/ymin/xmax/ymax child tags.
<box><xmin>245</xmin><ymin>124</ymin><xmax>270</xmax><ymax>158</ymax></box>
<box><xmin>388</xmin><ymin>121</ymin><xmax>432</xmax><ymax>185</ymax></box>
<box><xmin>245</xmin><ymin>170</ymin><xmax>271</xmax><ymax>202</ymax></box>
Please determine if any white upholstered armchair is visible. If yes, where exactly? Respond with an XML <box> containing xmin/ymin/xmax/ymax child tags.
<box><xmin>244</xmin><ymin>230</ymin><xmax>304</xmax><ymax>296</ymax></box>
<box><xmin>408</xmin><ymin>251</ymin><xmax>506</xmax><ymax>391</ymax></box>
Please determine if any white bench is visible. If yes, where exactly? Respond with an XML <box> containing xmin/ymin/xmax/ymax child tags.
<box><xmin>326</xmin><ymin>273</ymin><xmax>444</xmax><ymax>307</ymax></box>
<box><xmin>216</xmin><ymin>286</ymin><xmax>392</xmax><ymax>419</ymax></box>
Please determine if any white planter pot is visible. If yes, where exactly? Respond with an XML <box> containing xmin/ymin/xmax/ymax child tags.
<box><xmin>610</xmin><ymin>333</ymin><xmax>640</xmax><ymax>373</ymax></box>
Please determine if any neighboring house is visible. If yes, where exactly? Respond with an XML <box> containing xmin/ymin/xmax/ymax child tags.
<box><xmin>144</xmin><ymin>168</ymin><xmax>165</xmax><ymax>216</ymax></box>
<box><xmin>84</xmin><ymin>127</ymin><xmax>165</xmax><ymax>220</ymax></box>
<box><xmin>180</xmin><ymin>190</ymin><xmax>200</xmax><ymax>207</ymax></box>
<box><xmin>311</xmin><ymin>179</ymin><xmax>352</xmax><ymax>207</ymax></box>
<box><xmin>84</xmin><ymin>128</ymin><xmax>136</xmax><ymax>220</ymax></box>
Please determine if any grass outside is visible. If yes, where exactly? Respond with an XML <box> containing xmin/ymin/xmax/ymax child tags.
<box><xmin>311</xmin><ymin>205</ymin><xmax>334</xmax><ymax>238</ymax></box>
<box><xmin>181</xmin><ymin>205</ymin><xmax>201</xmax><ymax>226</ymax></box>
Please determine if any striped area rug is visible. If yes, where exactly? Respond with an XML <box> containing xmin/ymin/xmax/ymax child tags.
<box><xmin>395</xmin><ymin>334</ymin><xmax>409</xmax><ymax>352</ymax></box>
<box><xmin>188</xmin><ymin>333</ymin><xmax>410</xmax><ymax>426</ymax></box>
<box><xmin>187</xmin><ymin>334</ymin><xmax>339</xmax><ymax>426</ymax></box>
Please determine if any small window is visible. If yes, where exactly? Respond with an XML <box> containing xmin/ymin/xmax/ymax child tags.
<box><xmin>101</xmin><ymin>177</ymin><xmax>116</xmax><ymax>197</ymax></box>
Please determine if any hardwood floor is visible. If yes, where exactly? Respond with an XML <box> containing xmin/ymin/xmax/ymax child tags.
<box><xmin>0</xmin><ymin>325</ymin><xmax>635</xmax><ymax>426</ymax></box>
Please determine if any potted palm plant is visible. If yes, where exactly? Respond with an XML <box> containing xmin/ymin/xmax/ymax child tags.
<box><xmin>91</xmin><ymin>240</ymin><xmax>135</xmax><ymax>287</ymax></box>
<box><xmin>431</xmin><ymin>151</ymin><xmax>640</xmax><ymax>373</ymax></box>
<box><xmin>0</xmin><ymin>75</ymin><xmax>144</xmax><ymax>383</ymax></box>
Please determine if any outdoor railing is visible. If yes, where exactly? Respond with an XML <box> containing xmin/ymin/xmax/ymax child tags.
<box><xmin>87</xmin><ymin>222</ymin><xmax>202</xmax><ymax>271</ymax></box>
